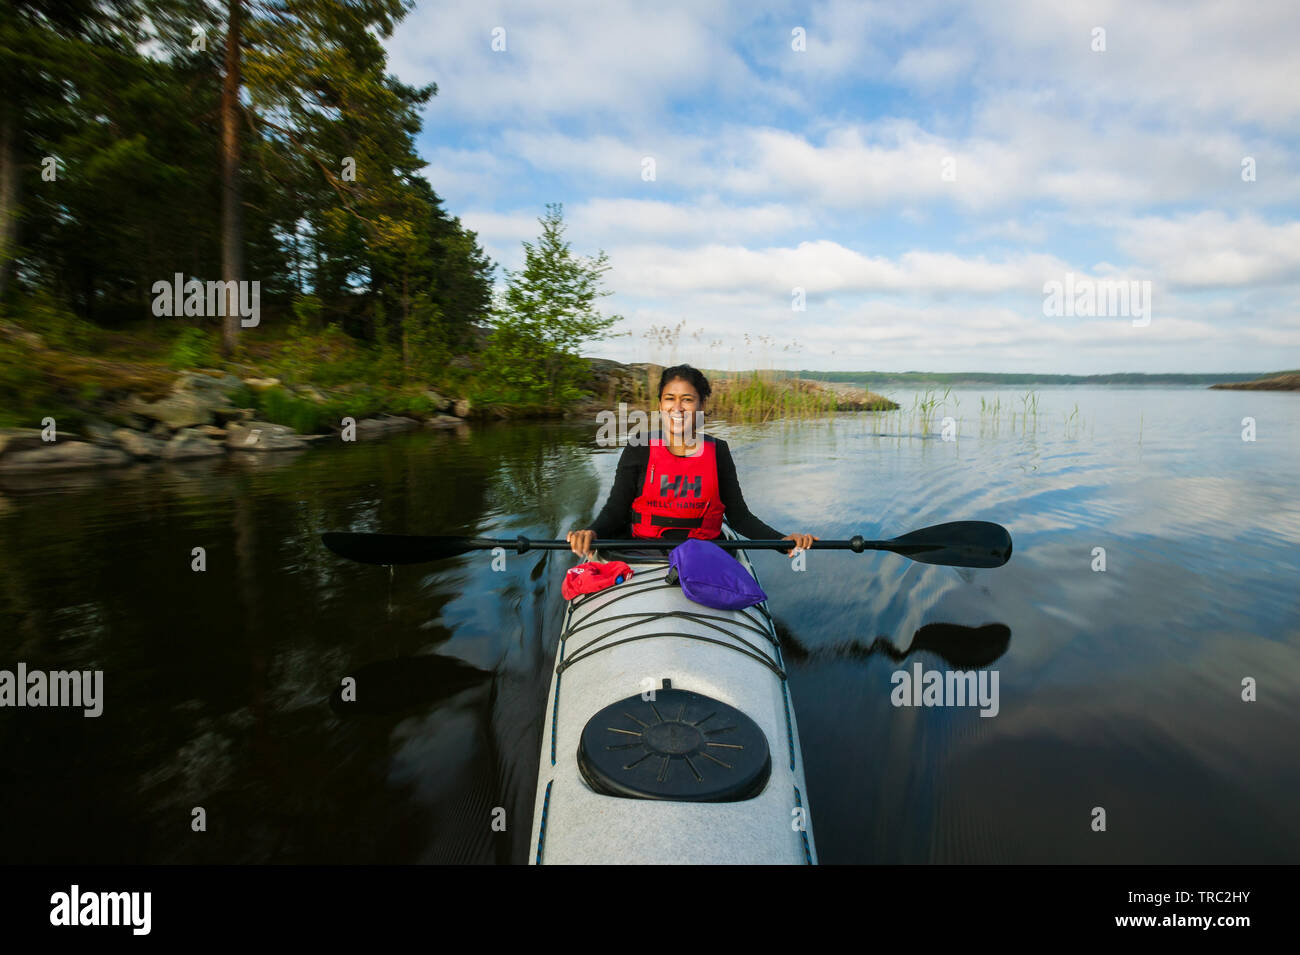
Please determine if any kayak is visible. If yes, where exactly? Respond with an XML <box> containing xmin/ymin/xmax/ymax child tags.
<box><xmin>322</xmin><ymin>519</ymin><xmax>1008</xmax><ymax>863</ymax></box>
<box><xmin>528</xmin><ymin>523</ymin><xmax>817</xmax><ymax>864</ymax></box>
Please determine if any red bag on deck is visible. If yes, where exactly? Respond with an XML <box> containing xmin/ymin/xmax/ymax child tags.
<box><xmin>562</xmin><ymin>561</ymin><xmax>633</xmax><ymax>601</ymax></box>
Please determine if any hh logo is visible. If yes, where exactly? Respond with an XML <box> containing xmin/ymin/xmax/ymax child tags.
<box><xmin>660</xmin><ymin>475</ymin><xmax>702</xmax><ymax>498</ymax></box>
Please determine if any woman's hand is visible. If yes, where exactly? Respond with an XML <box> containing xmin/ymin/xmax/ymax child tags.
<box><xmin>566</xmin><ymin>529</ymin><xmax>597</xmax><ymax>560</ymax></box>
<box><xmin>781</xmin><ymin>532</ymin><xmax>820</xmax><ymax>557</ymax></box>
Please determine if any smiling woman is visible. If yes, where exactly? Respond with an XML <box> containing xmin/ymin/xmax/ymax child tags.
<box><xmin>565</xmin><ymin>364</ymin><xmax>819</xmax><ymax>558</ymax></box>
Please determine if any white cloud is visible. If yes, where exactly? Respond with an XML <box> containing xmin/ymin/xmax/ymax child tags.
<box><xmin>385</xmin><ymin>0</ymin><xmax>1300</xmax><ymax>373</ymax></box>
<box><xmin>386</xmin><ymin>0</ymin><xmax>797</xmax><ymax>122</ymax></box>
<box><xmin>1116</xmin><ymin>213</ymin><xmax>1300</xmax><ymax>289</ymax></box>
<box><xmin>607</xmin><ymin>241</ymin><xmax>1069</xmax><ymax>297</ymax></box>
<box><xmin>417</xmin><ymin>150</ymin><xmax>519</xmax><ymax>205</ymax></box>
<box><xmin>890</xmin><ymin>45</ymin><xmax>973</xmax><ymax>87</ymax></box>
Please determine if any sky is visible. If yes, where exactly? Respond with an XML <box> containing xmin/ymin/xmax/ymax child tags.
<box><xmin>383</xmin><ymin>0</ymin><xmax>1300</xmax><ymax>375</ymax></box>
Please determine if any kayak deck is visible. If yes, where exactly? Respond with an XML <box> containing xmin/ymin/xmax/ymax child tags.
<box><xmin>530</xmin><ymin>533</ymin><xmax>816</xmax><ymax>864</ymax></box>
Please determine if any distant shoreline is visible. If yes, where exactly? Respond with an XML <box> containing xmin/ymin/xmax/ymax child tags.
<box><xmin>1209</xmin><ymin>372</ymin><xmax>1300</xmax><ymax>391</ymax></box>
<box><xmin>765</xmin><ymin>370</ymin><xmax>1296</xmax><ymax>388</ymax></box>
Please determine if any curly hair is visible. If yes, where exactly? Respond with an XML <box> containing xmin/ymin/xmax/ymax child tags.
<box><xmin>657</xmin><ymin>364</ymin><xmax>712</xmax><ymax>404</ymax></box>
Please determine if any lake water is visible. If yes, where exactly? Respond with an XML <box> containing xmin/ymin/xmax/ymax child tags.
<box><xmin>1</xmin><ymin>386</ymin><xmax>1297</xmax><ymax>863</ymax></box>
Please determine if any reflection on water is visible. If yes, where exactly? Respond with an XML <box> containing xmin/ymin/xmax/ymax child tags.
<box><xmin>0</xmin><ymin>387</ymin><xmax>1297</xmax><ymax>863</ymax></box>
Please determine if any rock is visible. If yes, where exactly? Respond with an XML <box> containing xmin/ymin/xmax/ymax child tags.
<box><xmin>124</xmin><ymin>371</ymin><xmax>245</xmax><ymax>429</ymax></box>
<box><xmin>102</xmin><ymin>405</ymin><xmax>153</xmax><ymax>431</ymax></box>
<box><xmin>242</xmin><ymin>377</ymin><xmax>282</xmax><ymax>392</ymax></box>
<box><xmin>584</xmin><ymin>359</ymin><xmax>656</xmax><ymax>406</ymax></box>
<box><xmin>112</xmin><ymin>428</ymin><xmax>167</xmax><ymax>460</ymax></box>
<box><xmin>173</xmin><ymin>370</ymin><xmax>244</xmax><ymax>397</ymax></box>
<box><xmin>423</xmin><ymin>390</ymin><xmax>451</xmax><ymax>412</ymax></box>
<box><xmin>78</xmin><ymin>419</ymin><xmax>120</xmax><ymax>446</ymax></box>
<box><xmin>424</xmin><ymin>414</ymin><xmax>467</xmax><ymax>430</ymax></box>
<box><xmin>128</xmin><ymin>390</ymin><xmax>235</xmax><ymax>429</ymax></box>
<box><xmin>196</xmin><ymin>425</ymin><xmax>229</xmax><ymax>439</ymax></box>
<box><xmin>355</xmin><ymin>416</ymin><xmax>421</xmax><ymax>439</ymax></box>
<box><xmin>161</xmin><ymin>428</ymin><xmax>225</xmax><ymax>460</ymax></box>
<box><xmin>226</xmin><ymin>420</ymin><xmax>309</xmax><ymax>452</ymax></box>
<box><xmin>294</xmin><ymin>384</ymin><xmax>329</xmax><ymax>404</ymax></box>
<box><xmin>0</xmin><ymin>441</ymin><xmax>131</xmax><ymax>472</ymax></box>
<box><xmin>213</xmin><ymin>407</ymin><xmax>256</xmax><ymax>425</ymax></box>
<box><xmin>452</xmin><ymin>398</ymin><xmax>472</xmax><ymax>418</ymax></box>
<box><xmin>566</xmin><ymin>396</ymin><xmax>606</xmax><ymax>418</ymax></box>
<box><xmin>0</xmin><ymin>429</ymin><xmax>58</xmax><ymax>456</ymax></box>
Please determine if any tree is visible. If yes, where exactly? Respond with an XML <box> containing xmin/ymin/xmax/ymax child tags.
<box><xmin>1</xmin><ymin>0</ymin><xmax>494</xmax><ymax>367</ymax></box>
<box><xmin>219</xmin><ymin>0</ymin><xmax>244</xmax><ymax>354</ymax></box>
<box><xmin>487</xmin><ymin>203</ymin><xmax>621</xmax><ymax>408</ymax></box>
<box><xmin>0</xmin><ymin>0</ymin><xmax>157</xmax><ymax>304</ymax></box>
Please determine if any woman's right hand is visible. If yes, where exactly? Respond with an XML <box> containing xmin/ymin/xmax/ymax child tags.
<box><xmin>566</xmin><ymin>529</ymin><xmax>597</xmax><ymax>560</ymax></box>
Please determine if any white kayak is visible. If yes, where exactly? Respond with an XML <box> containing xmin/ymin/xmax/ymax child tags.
<box><xmin>529</xmin><ymin>524</ymin><xmax>817</xmax><ymax>864</ymax></box>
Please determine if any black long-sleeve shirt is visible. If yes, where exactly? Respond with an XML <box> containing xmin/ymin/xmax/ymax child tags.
<box><xmin>587</xmin><ymin>435</ymin><xmax>785</xmax><ymax>541</ymax></box>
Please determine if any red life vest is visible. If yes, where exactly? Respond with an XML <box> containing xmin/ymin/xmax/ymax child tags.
<box><xmin>630</xmin><ymin>434</ymin><xmax>724</xmax><ymax>539</ymax></box>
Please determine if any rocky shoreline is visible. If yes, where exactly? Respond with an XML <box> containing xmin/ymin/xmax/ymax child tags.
<box><xmin>0</xmin><ymin>361</ymin><xmax>898</xmax><ymax>475</ymax></box>
<box><xmin>0</xmin><ymin>369</ymin><xmax>469</xmax><ymax>475</ymax></box>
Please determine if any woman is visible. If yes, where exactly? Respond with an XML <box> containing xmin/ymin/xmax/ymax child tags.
<box><xmin>566</xmin><ymin>364</ymin><xmax>819</xmax><ymax>559</ymax></box>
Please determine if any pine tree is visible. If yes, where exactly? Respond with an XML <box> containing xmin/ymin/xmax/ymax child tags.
<box><xmin>487</xmin><ymin>203</ymin><xmax>621</xmax><ymax>408</ymax></box>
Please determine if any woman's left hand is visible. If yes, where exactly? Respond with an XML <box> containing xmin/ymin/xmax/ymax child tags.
<box><xmin>781</xmin><ymin>533</ymin><xmax>820</xmax><ymax>557</ymax></box>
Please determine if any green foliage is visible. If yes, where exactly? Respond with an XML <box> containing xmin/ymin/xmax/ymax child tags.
<box><xmin>482</xmin><ymin>204</ymin><xmax>620</xmax><ymax>410</ymax></box>
<box><xmin>254</xmin><ymin>386</ymin><xmax>330</xmax><ymax>434</ymax></box>
<box><xmin>250</xmin><ymin>383</ymin><xmax>427</xmax><ymax>433</ymax></box>
<box><xmin>4</xmin><ymin>292</ymin><xmax>98</xmax><ymax>350</ymax></box>
<box><xmin>275</xmin><ymin>323</ymin><xmax>378</xmax><ymax>387</ymax></box>
<box><xmin>167</xmin><ymin>327</ymin><xmax>219</xmax><ymax>369</ymax></box>
<box><xmin>5</xmin><ymin>0</ymin><xmax>492</xmax><ymax>365</ymax></box>
<box><xmin>228</xmin><ymin>384</ymin><xmax>257</xmax><ymax>410</ymax></box>
<box><xmin>383</xmin><ymin>391</ymin><xmax>441</xmax><ymax>418</ymax></box>
<box><xmin>0</xmin><ymin>349</ymin><xmax>51</xmax><ymax>428</ymax></box>
<box><xmin>291</xmin><ymin>294</ymin><xmax>324</xmax><ymax>327</ymax></box>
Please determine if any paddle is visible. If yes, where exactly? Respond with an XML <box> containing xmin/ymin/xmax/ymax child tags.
<box><xmin>779</xmin><ymin>622</ymin><xmax>1011</xmax><ymax>670</ymax></box>
<box><xmin>321</xmin><ymin>520</ymin><xmax>1012</xmax><ymax>569</ymax></box>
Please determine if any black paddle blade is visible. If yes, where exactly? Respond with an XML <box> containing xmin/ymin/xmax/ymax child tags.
<box><xmin>909</xmin><ymin>622</ymin><xmax>1011</xmax><ymax>668</ymax></box>
<box><xmin>886</xmin><ymin>521</ymin><xmax>1012</xmax><ymax>568</ymax></box>
<box><xmin>321</xmin><ymin>532</ymin><xmax>470</xmax><ymax>565</ymax></box>
<box><xmin>329</xmin><ymin>654</ymin><xmax>491</xmax><ymax>716</ymax></box>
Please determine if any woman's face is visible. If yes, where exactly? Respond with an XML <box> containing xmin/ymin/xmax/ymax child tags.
<box><xmin>659</xmin><ymin>378</ymin><xmax>702</xmax><ymax>438</ymax></box>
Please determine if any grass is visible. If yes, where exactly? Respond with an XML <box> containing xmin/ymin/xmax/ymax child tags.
<box><xmin>850</xmin><ymin>388</ymin><xmax>1101</xmax><ymax>442</ymax></box>
<box><xmin>638</xmin><ymin>322</ymin><xmax>895</xmax><ymax>423</ymax></box>
<box><xmin>0</xmin><ymin>293</ymin><xmax>475</xmax><ymax>432</ymax></box>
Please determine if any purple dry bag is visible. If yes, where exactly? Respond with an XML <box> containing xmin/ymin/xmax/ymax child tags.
<box><xmin>666</xmin><ymin>537</ymin><xmax>768</xmax><ymax>611</ymax></box>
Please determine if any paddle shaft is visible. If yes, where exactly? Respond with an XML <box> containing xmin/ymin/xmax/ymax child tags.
<box><xmin>479</xmin><ymin>536</ymin><xmax>887</xmax><ymax>553</ymax></box>
<box><xmin>321</xmin><ymin>521</ymin><xmax>1012</xmax><ymax>567</ymax></box>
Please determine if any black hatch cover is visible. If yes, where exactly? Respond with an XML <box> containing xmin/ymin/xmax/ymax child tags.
<box><xmin>577</xmin><ymin>683</ymin><xmax>772</xmax><ymax>802</ymax></box>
